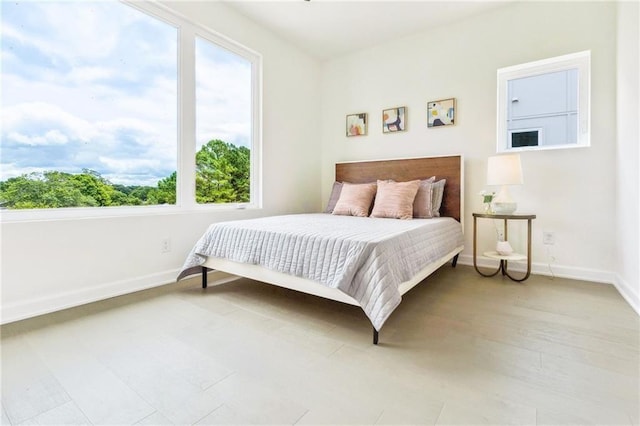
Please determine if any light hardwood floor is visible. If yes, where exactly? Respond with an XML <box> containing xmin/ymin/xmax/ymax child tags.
<box><xmin>1</xmin><ymin>265</ymin><xmax>638</xmax><ymax>425</ymax></box>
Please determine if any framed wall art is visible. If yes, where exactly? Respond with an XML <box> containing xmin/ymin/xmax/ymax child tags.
<box><xmin>346</xmin><ymin>113</ymin><xmax>368</xmax><ymax>137</ymax></box>
<box><xmin>427</xmin><ymin>98</ymin><xmax>456</xmax><ymax>127</ymax></box>
<box><xmin>382</xmin><ymin>106</ymin><xmax>406</xmax><ymax>133</ymax></box>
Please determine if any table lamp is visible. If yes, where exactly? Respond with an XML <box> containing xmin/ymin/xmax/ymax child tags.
<box><xmin>487</xmin><ymin>153</ymin><xmax>523</xmax><ymax>215</ymax></box>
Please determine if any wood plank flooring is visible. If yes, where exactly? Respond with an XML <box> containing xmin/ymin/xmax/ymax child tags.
<box><xmin>1</xmin><ymin>265</ymin><xmax>638</xmax><ymax>425</ymax></box>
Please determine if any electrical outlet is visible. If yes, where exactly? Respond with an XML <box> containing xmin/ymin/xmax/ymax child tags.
<box><xmin>543</xmin><ymin>231</ymin><xmax>555</xmax><ymax>245</ymax></box>
<box><xmin>161</xmin><ymin>238</ymin><xmax>171</xmax><ymax>253</ymax></box>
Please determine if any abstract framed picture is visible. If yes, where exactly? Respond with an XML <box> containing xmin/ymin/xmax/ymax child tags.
<box><xmin>346</xmin><ymin>113</ymin><xmax>368</xmax><ymax>137</ymax></box>
<box><xmin>427</xmin><ymin>98</ymin><xmax>456</xmax><ymax>127</ymax></box>
<box><xmin>382</xmin><ymin>106</ymin><xmax>406</xmax><ymax>133</ymax></box>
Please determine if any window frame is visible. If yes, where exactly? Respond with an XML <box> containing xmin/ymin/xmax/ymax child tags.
<box><xmin>0</xmin><ymin>0</ymin><xmax>262</xmax><ymax>223</ymax></box>
<box><xmin>192</xmin><ymin>32</ymin><xmax>259</xmax><ymax>208</ymax></box>
<box><xmin>496</xmin><ymin>50</ymin><xmax>590</xmax><ymax>153</ymax></box>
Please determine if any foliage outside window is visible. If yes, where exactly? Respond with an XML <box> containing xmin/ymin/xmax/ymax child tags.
<box><xmin>196</xmin><ymin>140</ymin><xmax>250</xmax><ymax>204</ymax></box>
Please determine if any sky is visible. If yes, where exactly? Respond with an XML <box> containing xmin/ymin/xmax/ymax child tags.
<box><xmin>0</xmin><ymin>1</ymin><xmax>251</xmax><ymax>187</ymax></box>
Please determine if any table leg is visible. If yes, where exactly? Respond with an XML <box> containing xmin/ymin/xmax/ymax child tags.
<box><xmin>474</xmin><ymin>215</ymin><xmax>501</xmax><ymax>277</ymax></box>
<box><xmin>503</xmin><ymin>218</ymin><xmax>509</xmax><ymax>271</ymax></box>
<box><xmin>504</xmin><ymin>218</ymin><xmax>533</xmax><ymax>282</ymax></box>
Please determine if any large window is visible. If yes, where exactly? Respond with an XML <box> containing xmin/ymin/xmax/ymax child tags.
<box><xmin>195</xmin><ymin>37</ymin><xmax>252</xmax><ymax>205</ymax></box>
<box><xmin>0</xmin><ymin>1</ymin><xmax>260</xmax><ymax>217</ymax></box>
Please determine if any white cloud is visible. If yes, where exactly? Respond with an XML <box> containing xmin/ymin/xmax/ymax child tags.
<box><xmin>8</xmin><ymin>129</ymin><xmax>69</xmax><ymax>146</ymax></box>
<box><xmin>0</xmin><ymin>1</ymin><xmax>180</xmax><ymax>184</ymax></box>
<box><xmin>2</xmin><ymin>102</ymin><xmax>97</xmax><ymax>144</ymax></box>
<box><xmin>67</xmin><ymin>66</ymin><xmax>116</xmax><ymax>84</ymax></box>
<box><xmin>195</xmin><ymin>44</ymin><xmax>251</xmax><ymax>148</ymax></box>
<box><xmin>0</xmin><ymin>1</ymin><xmax>250</xmax><ymax>186</ymax></box>
<box><xmin>0</xmin><ymin>3</ymin><xmax>131</xmax><ymax>63</ymax></box>
<box><xmin>0</xmin><ymin>163</ymin><xmax>49</xmax><ymax>181</ymax></box>
<box><xmin>1</xmin><ymin>101</ymin><xmax>176</xmax><ymax>184</ymax></box>
<box><xmin>98</xmin><ymin>156</ymin><xmax>162</xmax><ymax>172</ymax></box>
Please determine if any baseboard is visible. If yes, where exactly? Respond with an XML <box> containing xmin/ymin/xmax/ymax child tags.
<box><xmin>457</xmin><ymin>254</ymin><xmax>616</xmax><ymax>284</ymax></box>
<box><xmin>0</xmin><ymin>269</ymin><xmax>178</xmax><ymax>325</ymax></box>
<box><xmin>458</xmin><ymin>254</ymin><xmax>640</xmax><ymax>315</ymax></box>
<box><xmin>0</xmin><ymin>268</ymin><xmax>235</xmax><ymax>325</ymax></box>
<box><xmin>3</xmin><ymin>259</ymin><xmax>633</xmax><ymax>325</ymax></box>
<box><xmin>613</xmin><ymin>274</ymin><xmax>640</xmax><ymax>316</ymax></box>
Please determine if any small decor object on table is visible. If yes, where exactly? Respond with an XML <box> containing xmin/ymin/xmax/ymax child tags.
<box><xmin>346</xmin><ymin>113</ymin><xmax>368</xmax><ymax>137</ymax></box>
<box><xmin>479</xmin><ymin>190</ymin><xmax>495</xmax><ymax>214</ymax></box>
<box><xmin>427</xmin><ymin>98</ymin><xmax>455</xmax><ymax>127</ymax></box>
<box><xmin>494</xmin><ymin>229</ymin><xmax>513</xmax><ymax>255</ymax></box>
<box><xmin>382</xmin><ymin>106</ymin><xmax>406</xmax><ymax>133</ymax></box>
<box><xmin>496</xmin><ymin>239</ymin><xmax>514</xmax><ymax>255</ymax></box>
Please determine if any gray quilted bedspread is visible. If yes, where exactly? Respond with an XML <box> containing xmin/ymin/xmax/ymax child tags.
<box><xmin>177</xmin><ymin>214</ymin><xmax>463</xmax><ymax>330</ymax></box>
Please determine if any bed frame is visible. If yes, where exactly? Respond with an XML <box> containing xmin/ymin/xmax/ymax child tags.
<box><xmin>199</xmin><ymin>155</ymin><xmax>464</xmax><ymax>344</ymax></box>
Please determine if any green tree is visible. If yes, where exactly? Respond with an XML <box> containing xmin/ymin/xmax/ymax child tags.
<box><xmin>0</xmin><ymin>172</ymin><xmax>98</xmax><ymax>209</ymax></box>
<box><xmin>70</xmin><ymin>169</ymin><xmax>114</xmax><ymax>206</ymax></box>
<box><xmin>148</xmin><ymin>171</ymin><xmax>176</xmax><ymax>205</ymax></box>
<box><xmin>227</xmin><ymin>145</ymin><xmax>250</xmax><ymax>202</ymax></box>
<box><xmin>0</xmin><ymin>139</ymin><xmax>249</xmax><ymax>209</ymax></box>
<box><xmin>196</xmin><ymin>139</ymin><xmax>249</xmax><ymax>204</ymax></box>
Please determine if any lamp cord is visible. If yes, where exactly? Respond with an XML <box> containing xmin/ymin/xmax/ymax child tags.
<box><xmin>545</xmin><ymin>245</ymin><xmax>555</xmax><ymax>280</ymax></box>
<box><xmin>492</xmin><ymin>220</ymin><xmax>504</xmax><ymax>241</ymax></box>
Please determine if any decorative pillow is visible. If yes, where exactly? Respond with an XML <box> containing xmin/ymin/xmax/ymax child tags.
<box><xmin>332</xmin><ymin>182</ymin><xmax>377</xmax><ymax>217</ymax></box>
<box><xmin>370</xmin><ymin>179</ymin><xmax>421</xmax><ymax>220</ymax></box>
<box><xmin>431</xmin><ymin>179</ymin><xmax>447</xmax><ymax>217</ymax></box>
<box><xmin>413</xmin><ymin>176</ymin><xmax>436</xmax><ymax>218</ymax></box>
<box><xmin>324</xmin><ymin>181</ymin><xmax>343</xmax><ymax>213</ymax></box>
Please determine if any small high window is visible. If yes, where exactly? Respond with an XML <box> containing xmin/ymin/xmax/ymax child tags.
<box><xmin>497</xmin><ymin>51</ymin><xmax>590</xmax><ymax>153</ymax></box>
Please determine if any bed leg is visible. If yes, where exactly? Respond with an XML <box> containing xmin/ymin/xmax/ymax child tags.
<box><xmin>201</xmin><ymin>266</ymin><xmax>208</xmax><ymax>289</ymax></box>
<box><xmin>452</xmin><ymin>254</ymin><xmax>459</xmax><ymax>268</ymax></box>
<box><xmin>373</xmin><ymin>327</ymin><xmax>379</xmax><ymax>345</ymax></box>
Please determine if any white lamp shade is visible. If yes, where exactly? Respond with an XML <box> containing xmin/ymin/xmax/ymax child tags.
<box><xmin>487</xmin><ymin>154</ymin><xmax>523</xmax><ymax>186</ymax></box>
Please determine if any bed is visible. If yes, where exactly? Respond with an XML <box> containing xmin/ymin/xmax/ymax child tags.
<box><xmin>177</xmin><ymin>155</ymin><xmax>464</xmax><ymax>344</ymax></box>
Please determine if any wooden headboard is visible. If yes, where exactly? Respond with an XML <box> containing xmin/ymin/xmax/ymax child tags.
<box><xmin>335</xmin><ymin>155</ymin><xmax>463</xmax><ymax>222</ymax></box>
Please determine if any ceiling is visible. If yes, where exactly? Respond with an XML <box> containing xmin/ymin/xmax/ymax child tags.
<box><xmin>223</xmin><ymin>0</ymin><xmax>512</xmax><ymax>60</ymax></box>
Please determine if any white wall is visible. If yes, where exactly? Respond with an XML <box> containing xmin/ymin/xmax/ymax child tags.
<box><xmin>615</xmin><ymin>1</ymin><xmax>640</xmax><ymax>313</ymax></box>
<box><xmin>3</xmin><ymin>1</ymin><xmax>634</xmax><ymax>324</ymax></box>
<box><xmin>320</xmin><ymin>1</ymin><xmax>618</xmax><ymax>282</ymax></box>
<box><xmin>0</xmin><ymin>1</ymin><xmax>321</xmax><ymax>323</ymax></box>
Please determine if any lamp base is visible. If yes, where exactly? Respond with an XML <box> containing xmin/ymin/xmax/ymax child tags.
<box><xmin>492</xmin><ymin>201</ymin><xmax>517</xmax><ymax>215</ymax></box>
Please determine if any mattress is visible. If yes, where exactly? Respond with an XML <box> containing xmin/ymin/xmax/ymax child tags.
<box><xmin>178</xmin><ymin>213</ymin><xmax>464</xmax><ymax>330</ymax></box>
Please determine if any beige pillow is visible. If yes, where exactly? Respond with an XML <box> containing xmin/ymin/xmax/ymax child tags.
<box><xmin>413</xmin><ymin>176</ymin><xmax>436</xmax><ymax>218</ymax></box>
<box><xmin>324</xmin><ymin>181</ymin><xmax>343</xmax><ymax>213</ymax></box>
<box><xmin>370</xmin><ymin>179</ymin><xmax>420</xmax><ymax>220</ymax></box>
<box><xmin>332</xmin><ymin>182</ymin><xmax>377</xmax><ymax>217</ymax></box>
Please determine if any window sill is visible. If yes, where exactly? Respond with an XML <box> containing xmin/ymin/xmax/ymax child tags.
<box><xmin>0</xmin><ymin>203</ymin><xmax>260</xmax><ymax>223</ymax></box>
<box><xmin>498</xmin><ymin>142</ymin><xmax>590</xmax><ymax>154</ymax></box>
